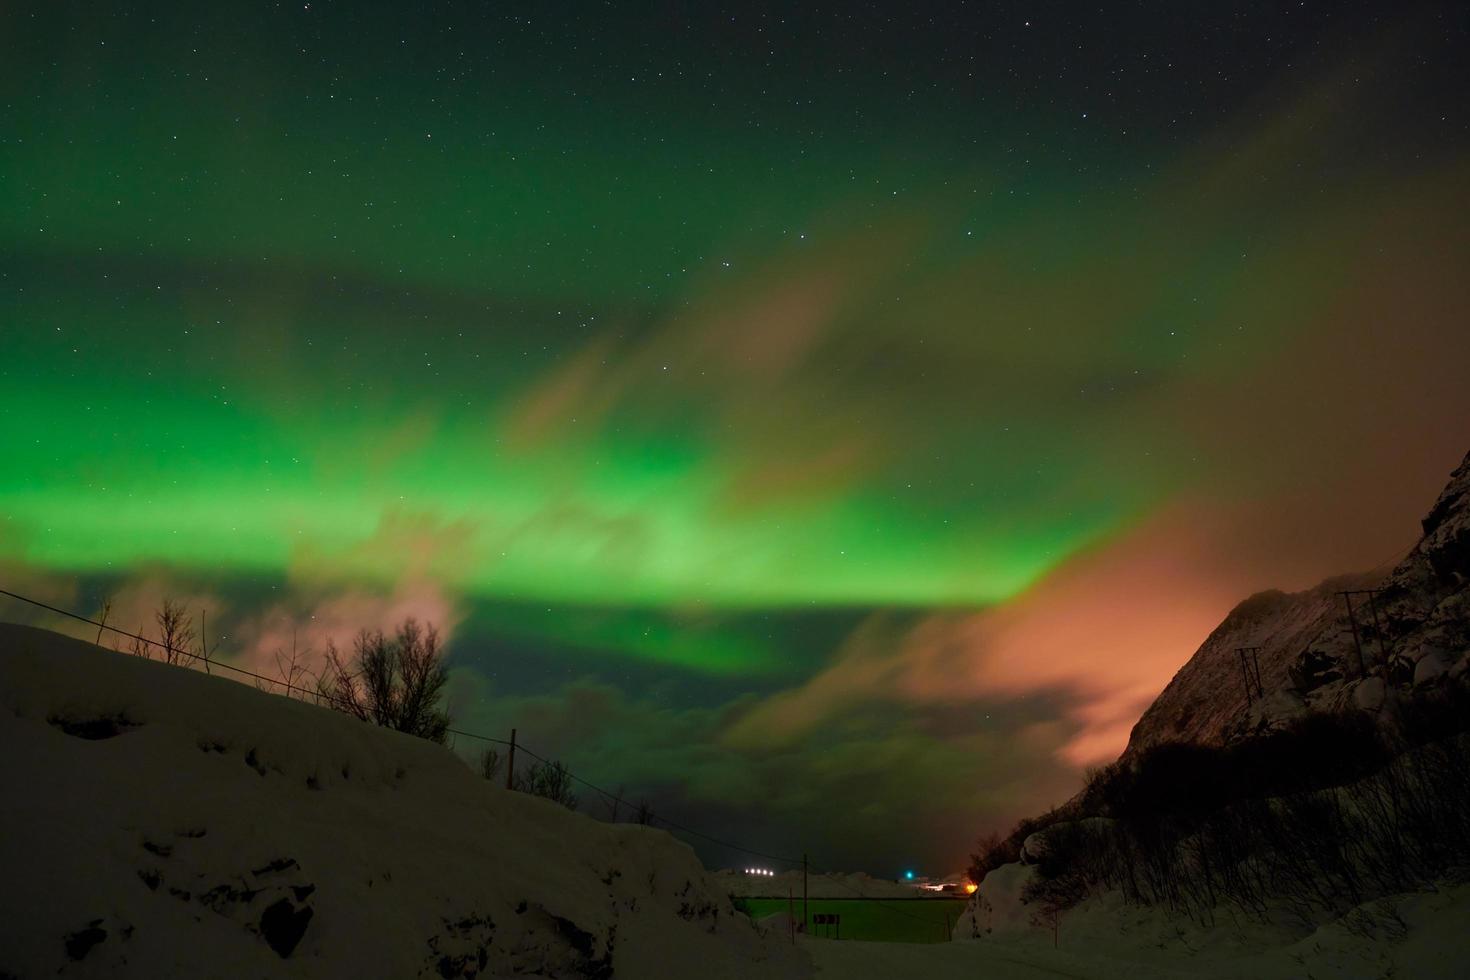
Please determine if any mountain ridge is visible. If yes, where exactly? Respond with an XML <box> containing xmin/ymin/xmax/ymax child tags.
<box><xmin>1124</xmin><ymin>449</ymin><xmax>1470</xmax><ymax>758</ymax></box>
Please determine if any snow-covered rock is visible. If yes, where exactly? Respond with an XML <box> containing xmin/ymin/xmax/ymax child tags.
<box><xmin>952</xmin><ymin>862</ymin><xmax>1038</xmax><ymax>939</ymax></box>
<box><xmin>0</xmin><ymin>624</ymin><xmax>809</xmax><ymax>980</ymax></box>
<box><xmin>1352</xmin><ymin>676</ymin><xmax>1387</xmax><ymax>712</ymax></box>
<box><xmin>1413</xmin><ymin>651</ymin><xmax>1455</xmax><ymax>686</ymax></box>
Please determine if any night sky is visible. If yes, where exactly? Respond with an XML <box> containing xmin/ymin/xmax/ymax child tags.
<box><xmin>4</xmin><ymin>1</ymin><xmax>1470</xmax><ymax>874</ymax></box>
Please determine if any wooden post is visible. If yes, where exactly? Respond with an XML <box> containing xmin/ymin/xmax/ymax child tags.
<box><xmin>1366</xmin><ymin>591</ymin><xmax>1390</xmax><ymax>666</ymax></box>
<box><xmin>802</xmin><ymin>853</ymin><xmax>809</xmax><ymax>937</ymax></box>
<box><xmin>787</xmin><ymin>888</ymin><xmax>794</xmax><ymax>944</ymax></box>
<box><xmin>1339</xmin><ymin>592</ymin><xmax>1367</xmax><ymax>676</ymax></box>
<box><xmin>505</xmin><ymin>728</ymin><xmax>517</xmax><ymax>791</ymax></box>
<box><xmin>201</xmin><ymin>609</ymin><xmax>211</xmax><ymax>674</ymax></box>
<box><xmin>1236</xmin><ymin>646</ymin><xmax>1263</xmax><ymax>701</ymax></box>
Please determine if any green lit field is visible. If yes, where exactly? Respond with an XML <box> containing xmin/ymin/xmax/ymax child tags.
<box><xmin>733</xmin><ymin>898</ymin><xmax>967</xmax><ymax>944</ymax></box>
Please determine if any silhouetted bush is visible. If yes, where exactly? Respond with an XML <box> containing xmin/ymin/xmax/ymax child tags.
<box><xmin>123</xmin><ymin>598</ymin><xmax>198</xmax><ymax>666</ymax></box>
<box><xmin>319</xmin><ymin>618</ymin><xmax>451</xmax><ymax>743</ymax></box>
<box><xmin>966</xmin><ymin>809</ymin><xmax>1064</xmax><ymax>886</ymax></box>
<box><xmin>515</xmin><ymin>759</ymin><xmax>578</xmax><ymax>810</ymax></box>
<box><xmin>1014</xmin><ymin>696</ymin><xmax>1470</xmax><ymax>927</ymax></box>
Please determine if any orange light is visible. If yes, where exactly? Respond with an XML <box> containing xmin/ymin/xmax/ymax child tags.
<box><xmin>964</xmin><ymin>883</ymin><xmax>978</xmax><ymax>894</ymax></box>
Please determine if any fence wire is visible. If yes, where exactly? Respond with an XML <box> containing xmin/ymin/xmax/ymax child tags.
<box><xmin>0</xmin><ymin>585</ymin><xmax>812</xmax><ymax>868</ymax></box>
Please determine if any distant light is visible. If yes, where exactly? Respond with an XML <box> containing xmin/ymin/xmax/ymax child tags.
<box><xmin>904</xmin><ymin>870</ymin><xmax>915</xmax><ymax>880</ymax></box>
<box><xmin>965</xmin><ymin>883</ymin><xmax>978</xmax><ymax>894</ymax></box>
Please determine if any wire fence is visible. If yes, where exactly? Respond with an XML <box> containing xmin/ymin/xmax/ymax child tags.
<box><xmin>0</xmin><ymin>583</ymin><xmax>965</xmax><ymax>934</ymax></box>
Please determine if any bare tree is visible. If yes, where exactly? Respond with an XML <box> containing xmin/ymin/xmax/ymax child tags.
<box><xmin>479</xmin><ymin>748</ymin><xmax>502</xmax><ymax>782</ymax></box>
<box><xmin>515</xmin><ymin>760</ymin><xmax>578</xmax><ymax>810</ymax></box>
<box><xmin>155</xmin><ymin>598</ymin><xmax>196</xmax><ymax>666</ymax></box>
<box><xmin>634</xmin><ymin>799</ymin><xmax>655</xmax><ymax>826</ymax></box>
<box><xmin>319</xmin><ymin>618</ymin><xmax>451</xmax><ymax>743</ymax></box>
<box><xmin>260</xmin><ymin>630</ymin><xmax>314</xmax><ymax>698</ymax></box>
<box><xmin>127</xmin><ymin>623</ymin><xmax>151</xmax><ymax>659</ymax></box>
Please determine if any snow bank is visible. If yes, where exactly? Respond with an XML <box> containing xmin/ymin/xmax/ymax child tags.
<box><xmin>946</xmin><ymin>866</ymin><xmax>1470</xmax><ymax>978</ymax></box>
<box><xmin>0</xmin><ymin>624</ymin><xmax>810</xmax><ymax>979</ymax></box>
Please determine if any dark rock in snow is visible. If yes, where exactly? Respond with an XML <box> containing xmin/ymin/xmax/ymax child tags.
<box><xmin>63</xmin><ymin>924</ymin><xmax>106</xmax><ymax>961</ymax></box>
<box><xmin>258</xmin><ymin>898</ymin><xmax>313</xmax><ymax>958</ymax></box>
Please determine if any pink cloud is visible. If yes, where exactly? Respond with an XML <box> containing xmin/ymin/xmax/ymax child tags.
<box><xmin>726</xmin><ymin>501</ymin><xmax>1359</xmax><ymax>766</ymax></box>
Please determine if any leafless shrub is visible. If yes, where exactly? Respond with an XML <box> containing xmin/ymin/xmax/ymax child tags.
<box><xmin>478</xmin><ymin>748</ymin><xmax>502</xmax><ymax>782</ymax></box>
<box><xmin>127</xmin><ymin>624</ymin><xmax>151</xmax><ymax>659</ymax></box>
<box><xmin>155</xmin><ymin>598</ymin><xmax>196</xmax><ymax>666</ymax></box>
<box><xmin>514</xmin><ymin>759</ymin><xmax>578</xmax><ymax>810</ymax></box>
<box><xmin>318</xmin><ymin>618</ymin><xmax>451</xmax><ymax>743</ymax></box>
<box><xmin>633</xmin><ymin>799</ymin><xmax>655</xmax><ymax>825</ymax></box>
<box><xmin>1019</xmin><ymin>698</ymin><xmax>1470</xmax><ymax>929</ymax></box>
<box><xmin>258</xmin><ymin>631</ymin><xmax>317</xmax><ymax>698</ymax></box>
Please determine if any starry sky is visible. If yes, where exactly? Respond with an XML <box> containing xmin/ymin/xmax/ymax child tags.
<box><xmin>4</xmin><ymin>1</ymin><xmax>1470</xmax><ymax>874</ymax></box>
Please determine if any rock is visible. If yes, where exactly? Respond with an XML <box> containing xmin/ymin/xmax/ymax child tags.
<box><xmin>1290</xmin><ymin>648</ymin><xmax>1345</xmax><ymax>694</ymax></box>
<box><xmin>258</xmin><ymin>898</ymin><xmax>313</xmax><ymax>958</ymax></box>
<box><xmin>1414</xmin><ymin>651</ymin><xmax>1454</xmax><ymax>686</ymax></box>
<box><xmin>63</xmin><ymin>924</ymin><xmax>106</xmax><ymax>961</ymax></box>
<box><xmin>1019</xmin><ymin>831</ymin><xmax>1049</xmax><ymax>865</ymax></box>
<box><xmin>1353</xmin><ymin>677</ymin><xmax>1387</xmax><ymax>711</ymax></box>
<box><xmin>958</xmin><ymin>863</ymin><xmax>1038</xmax><ymax>938</ymax></box>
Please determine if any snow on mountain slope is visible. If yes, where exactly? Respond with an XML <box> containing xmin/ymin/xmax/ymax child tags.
<box><xmin>0</xmin><ymin>623</ymin><xmax>810</xmax><ymax>980</ymax></box>
<box><xmin>1125</xmin><ymin>449</ymin><xmax>1470</xmax><ymax>756</ymax></box>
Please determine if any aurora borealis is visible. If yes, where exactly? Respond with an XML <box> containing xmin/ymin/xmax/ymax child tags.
<box><xmin>4</xmin><ymin>2</ymin><xmax>1470</xmax><ymax>872</ymax></box>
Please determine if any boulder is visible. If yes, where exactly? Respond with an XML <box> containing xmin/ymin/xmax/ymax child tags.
<box><xmin>1353</xmin><ymin>676</ymin><xmax>1387</xmax><ymax>711</ymax></box>
<box><xmin>1414</xmin><ymin>651</ymin><xmax>1455</xmax><ymax>686</ymax></box>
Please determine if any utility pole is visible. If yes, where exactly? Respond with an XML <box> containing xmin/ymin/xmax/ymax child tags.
<box><xmin>1236</xmin><ymin>646</ymin><xmax>1263</xmax><ymax>702</ymax></box>
<box><xmin>1337</xmin><ymin>591</ymin><xmax>1368</xmax><ymax>676</ymax></box>
<box><xmin>1365</xmin><ymin>590</ymin><xmax>1390</xmax><ymax>665</ymax></box>
<box><xmin>505</xmin><ymin>728</ymin><xmax>517</xmax><ymax>791</ymax></box>
<box><xmin>1337</xmin><ymin>589</ymin><xmax>1387</xmax><ymax>675</ymax></box>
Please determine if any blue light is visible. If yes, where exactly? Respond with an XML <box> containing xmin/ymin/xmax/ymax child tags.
<box><xmin>904</xmin><ymin>870</ymin><xmax>915</xmax><ymax>880</ymax></box>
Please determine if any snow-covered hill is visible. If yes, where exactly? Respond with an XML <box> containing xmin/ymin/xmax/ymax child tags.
<box><xmin>0</xmin><ymin>624</ymin><xmax>809</xmax><ymax>979</ymax></box>
<box><xmin>1125</xmin><ymin>449</ymin><xmax>1470</xmax><ymax>755</ymax></box>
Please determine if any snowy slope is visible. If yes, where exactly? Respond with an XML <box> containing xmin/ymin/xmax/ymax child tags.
<box><xmin>0</xmin><ymin>624</ymin><xmax>810</xmax><ymax>980</ymax></box>
<box><xmin>942</xmin><ymin>861</ymin><xmax>1470</xmax><ymax>979</ymax></box>
<box><xmin>1125</xmin><ymin>449</ymin><xmax>1470</xmax><ymax>755</ymax></box>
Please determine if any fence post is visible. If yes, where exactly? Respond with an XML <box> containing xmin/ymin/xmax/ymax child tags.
<box><xmin>506</xmin><ymin>728</ymin><xmax>517</xmax><ymax>791</ymax></box>
<box><xmin>201</xmin><ymin>609</ymin><xmax>211</xmax><ymax>675</ymax></box>
<box><xmin>802</xmin><ymin>853</ymin><xmax>809</xmax><ymax>937</ymax></box>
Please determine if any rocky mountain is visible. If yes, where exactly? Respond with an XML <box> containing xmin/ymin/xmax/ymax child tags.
<box><xmin>1125</xmin><ymin>449</ymin><xmax>1470</xmax><ymax>757</ymax></box>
